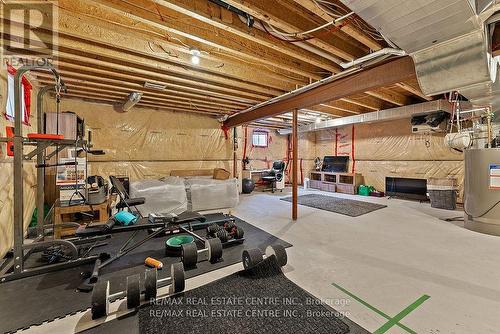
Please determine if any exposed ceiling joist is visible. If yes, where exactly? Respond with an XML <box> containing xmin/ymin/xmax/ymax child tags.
<box><xmin>220</xmin><ymin>0</ymin><xmax>365</xmax><ymax>61</ymax></box>
<box><xmin>89</xmin><ymin>0</ymin><xmax>330</xmax><ymax>79</ymax></box>
<box><xmin>365</xmin><ymin>88</ymin><xmax>412</xmax><ymax>107</ymax></box>
<box><xmin>290</xmin><ymin>0</ymin><xmax>382</xmax><ymax>51</ymax></box>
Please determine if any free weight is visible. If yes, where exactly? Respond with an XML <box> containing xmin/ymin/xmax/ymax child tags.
<box><xmin>180</xmin><ymin>237</ymin><xmax>223</xmax><ymax>268</ymax></box>
<box><xmin>242</xmin><ymin>245</ymin><xmax>287</xmax><ymax>270</ymax></box>
<box><xmin>91</xmin><ymin>263</ymin><xmax>186</xmax><ymax>319</ymax></box>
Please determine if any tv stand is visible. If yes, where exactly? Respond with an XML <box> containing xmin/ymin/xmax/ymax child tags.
<box><xmin>309</xmin><ymin>171</ymin><xmax>363</xmax><ymax>195</ymax></box>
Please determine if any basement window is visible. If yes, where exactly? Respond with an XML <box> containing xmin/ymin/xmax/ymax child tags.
<box><xmin>252</xmin><ymin>130</ymin><xmax>268</xmax><ymax>148</ymax></box>
<box><xmin>5</xmin><ymin>64</ymin><xmax>32</xmax><ymax>125</ymax></box>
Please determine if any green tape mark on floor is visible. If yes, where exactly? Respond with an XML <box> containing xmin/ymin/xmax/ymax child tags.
<box><xmin>331</xmin><ymin>282</ymin><xmax>417</xmax><ymax>334</ymax></box>
<box><xmin>373</xmin><ymin>295</ymin><xmax>430</xmax><ymax>334</ymax></box>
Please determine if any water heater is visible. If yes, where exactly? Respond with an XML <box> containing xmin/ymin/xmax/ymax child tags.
<box><xmin>464</xmin><ymin>148</ymin><xmax>500</xmax><ymax>235</ymax></box>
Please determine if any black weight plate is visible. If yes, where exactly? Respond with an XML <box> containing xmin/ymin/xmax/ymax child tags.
<box><xmin>235</xmin><ymin>226</ymin><xmax>244</xmax><ymax>239</ymax></box>
<box><xmin>144</xmin><ymin>268</ymin><xmax>158</xmax><ymax>302</ymax></box>
<box><xmin>206</xmin><ymin>238</ymin><xmax>223</xmax><ymax>263</ymax></box>
<box><xmin>181</xmin><ymin>242</ymin><xmax>198</xmax><ymax>268</ymax></box>
<box><xmin>171</xmin><ymin>262</ymin><xmax>185</xmax><ymax>293</ymax></box>
<box><xmin>91</xmin><ymin>280</ymin><xmax>110</xmax><ymax>319</ymax></box>
<box><xmin>242</xmin><ymin>248</ymin><xmax>263</xmax><ymax>270</ymax></box>
<box><xmin>126</xmin><ymin>274</ymin><xmax>141</xmax><ymax>309</ymax></box>
<box><xmin>265</xmin><ymin>244</ymin><xmax>288</xmax><ymax>267</ymax></box>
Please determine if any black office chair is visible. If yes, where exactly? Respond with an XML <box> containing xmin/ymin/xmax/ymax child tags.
<box><xmin>261</xmin><ymin>161</ymin><xmax>286</xmax><ymax>193</ymax></box>
<box><xmin>109</xmin><ymin>176</ymin><xmax>145</xmax><ymax>218</ymax></box>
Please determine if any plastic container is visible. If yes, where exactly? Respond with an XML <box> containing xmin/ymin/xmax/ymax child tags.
<box><xmin>428</xmin><ymin>189</ymin><xmax>457</xmax><ymax>210</ymax></box>
<box><xmin>358</xmin><ymin>185</ymin><xmax>375</xmax><ymax>196</ymax></box>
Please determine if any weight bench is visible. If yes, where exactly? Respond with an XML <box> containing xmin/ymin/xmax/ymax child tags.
<box><xmin>109</xmin><ymin>175</ymin><xmax>145</xmax><ymax>218</ymax></box>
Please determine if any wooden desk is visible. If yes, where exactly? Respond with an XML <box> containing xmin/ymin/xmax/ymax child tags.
<box><xmin>54</xmin><ymin>198</ymin><xmax>112</xmax><ymax>238</ymax></box>
<box><xmin>242</xmin><ymin>169</ymin><xmax>269</xmax><ymax>184</ymax></box>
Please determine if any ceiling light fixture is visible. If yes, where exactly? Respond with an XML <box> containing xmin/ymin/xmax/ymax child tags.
<box><xmin>190</xmin><ymin>47</ymin><xmax>201</xmax><ymax>65</ymax></box>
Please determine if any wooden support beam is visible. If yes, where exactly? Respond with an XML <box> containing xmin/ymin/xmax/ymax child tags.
<box><xmin>89</xmin><ymin>0</ymin><xmax>330</xmax><ymax>79</ymax></box>
<box><xmin>291</xmin><ymin>0</ymin><xmax>383</xmax><ymax>51</ymax></box>
<box><xmin>365</xmin><ymin>88</ymin><xmax>412</xmax><ymax>106</ymax></box>
<box><xmin>224</xmin><ymin>57</ymin><xmax>417</xmax><ymax>127</ymax></box>
<box><xmin>292</xmin><ymin>108</ymin><xmax>298</xmax><ymax>221</ymax></box>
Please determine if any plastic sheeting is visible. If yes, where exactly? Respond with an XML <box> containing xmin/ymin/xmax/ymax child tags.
<box><xmin>314</xmin><ymin>118</ymin><xmax>464</xmax><ymax>200</ymax></box>
<box><xmin>186</xmin><ymin>178</ymin><xmax>239</xmax><ymax>212</ymax></box>
<box><xmin>130</xmin><ymin>178</ymin><xmax>187</xmax><ymax>216</ymax></box>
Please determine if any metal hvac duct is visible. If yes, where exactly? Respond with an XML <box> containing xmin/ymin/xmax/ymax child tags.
<box><xmin>340</xmin><ymin>0</ymin><xmax>500</xmax><ymax>120</ymax></box>
<box><xmin>277</xmin><ymin>100</ymin><xmax>456</xmax><ymax>134</ymax></box>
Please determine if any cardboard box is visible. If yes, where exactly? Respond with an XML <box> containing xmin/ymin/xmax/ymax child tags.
<box><xmin>213</xmin><ymin>168</ymin><xmax>231</xmax><ymax>180</ymax></box>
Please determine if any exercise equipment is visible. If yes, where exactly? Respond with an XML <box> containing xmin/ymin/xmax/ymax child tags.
<box><xmin>242</xmin><ymin>178</ymin><xmax>255</xmax><ymax>194</ymax></box>
<box><xmin>242</xmin><ymin>245</ymin><xmax>288</xmax><ymax>270</ymax></box>
<box><xmin>165</xmin><ymin>235</ymin><xmax>195</xmax><ymax>256</ymax></box>
<box><xmin>206</xmin><ymin>222</ymin><xmax>244</xmax><ymax>242</ymax></box>
<box><xmin>0</xmin><ymin>64</ymin><xmax>106</xmax><ymax>283</ymax></box>
<box><xmin>91</xmin><ymin>263</ymin><xmax>185</xmax><ymax>319</ymax></box>
<box><xmin>180</xmin><ymin>235</ymin><xmax>223</xmax><ymax>268</ymax></box>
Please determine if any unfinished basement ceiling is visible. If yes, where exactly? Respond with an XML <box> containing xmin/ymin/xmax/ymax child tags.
<box><xmin>2</xmin><ymin>0</ymin><xmax>434</xmax><ymax>128</ymax></box>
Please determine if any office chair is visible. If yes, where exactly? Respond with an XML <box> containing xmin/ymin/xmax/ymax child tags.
<box><xmin>261</xmin><ymin>161</ymin><xmax>286</xmax><ymax>193</ymax></box>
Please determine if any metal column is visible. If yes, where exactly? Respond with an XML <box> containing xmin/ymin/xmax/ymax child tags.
<box><xmin>292</xmin><ymin>109</ymin><xmax>298</xmax><ymax>220</ymax></box>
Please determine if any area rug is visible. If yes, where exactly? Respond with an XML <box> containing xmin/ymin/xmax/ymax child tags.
<box><xmin>281</xmin><ymin>194</ymin><xmax>387</xmax><ymax>217</ymax></box>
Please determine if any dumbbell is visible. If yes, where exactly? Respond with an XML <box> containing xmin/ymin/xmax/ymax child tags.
<box><xmin>206</xmin><ymin>222</ymin><xmax>244</xmax><ymax>242</ymax></box>
<box><xmin>180</xmin><ymin>238</ymin><xmax>223</xmax><ymax>268</ymax></box>
<box><xmin>91</xmin><ymin>262</ymin><xmax>185</xmax><ymax>319</ymax></box>
<box><xmin>241</xmin><ymin>245</ymin><xmax>288</xmax><ymax>270</ymax></box>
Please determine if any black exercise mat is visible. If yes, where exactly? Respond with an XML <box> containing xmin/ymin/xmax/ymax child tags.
<box><xmin>136</xmin><ymin>256</ymin><xmax>369</xmax><ymax>334</ymax></box>
<box><xmin>281</xmin><ymin>194</ymin><xmax>387</xmax><ymax>217</ymax></box>
<box><xmin>0</xmin><ymin>215</ymin><xmax>291</xmax><ymax>333</ymax></box>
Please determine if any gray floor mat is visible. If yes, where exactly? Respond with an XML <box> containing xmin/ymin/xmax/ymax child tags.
<box><xmin>281</xmin><ymin>194</ymin><xmax>387</xmax><ymax>217</ymax></box>
<box><xmin>137</xmin><ymin>256</ymin><xmax>369</xmax><ymax>334</ymax></box>
<box><xmin>0</xmin><ymin>216</ymin><xmax>291</xmax><ymax>333</ymax></box>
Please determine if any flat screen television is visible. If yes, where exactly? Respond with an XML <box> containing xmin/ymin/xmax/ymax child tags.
<box><xmin>322</xmin><ymin>156</ymin><xmax>349</xmax><ymax>173</ymax></box>
<box><xmin>385</xmin><ymin>177</ymin><xmax>428</xmax><ymax>201</ymax></box>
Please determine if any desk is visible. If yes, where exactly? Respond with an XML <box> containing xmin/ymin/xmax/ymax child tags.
<box><xmin>54</xmin><ymin>197</ymin><xmax>113</xmax><ymax>238</ymax></box>
<box><xmin>242</xmin><ymin>169</ymin><xmax>269</xmax><ymax>184</ymax></box>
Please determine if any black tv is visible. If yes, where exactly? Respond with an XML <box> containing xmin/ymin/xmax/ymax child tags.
<box><xmin>322</xmin><ymin>156</ymin><xmax>349</xmax><ymax>173</ymax></box>
<box><xmin>385</xmin><ymin>177</ymin><xmax>428</xmax><ymax>201</ymax></box>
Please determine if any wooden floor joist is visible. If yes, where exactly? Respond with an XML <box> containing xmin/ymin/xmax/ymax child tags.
<box><xmin>223</xmin><ymin>57</ymin><xmax>418</xmax><ymax>128</ymax></box>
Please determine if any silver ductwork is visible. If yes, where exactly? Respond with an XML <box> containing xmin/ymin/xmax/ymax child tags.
<box><xmin>278</xmin><ymin>100</ymin><xmax>455</xmax><ymax>134</ymax></box>
<box><xmin>340</xmin><ymin>0</ymin><xmax>500</xmax><ymax>120</ymax></box>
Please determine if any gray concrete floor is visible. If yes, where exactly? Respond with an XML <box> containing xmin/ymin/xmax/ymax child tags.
<box><xmin>233</xmin><ymin>188</ymin><xmax>500</xmax><ymax>334</ymax></box>
<box><xmin>25</xmin><ymin>188</ymin><xmax>500</xmax><ymax>333</ymax></box>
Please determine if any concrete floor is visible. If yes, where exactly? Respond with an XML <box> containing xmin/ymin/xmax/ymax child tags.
<box><xmin>25</xmin><ymin>188</ymin><xmax>500</xmax><ymax>333</ymax></box>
